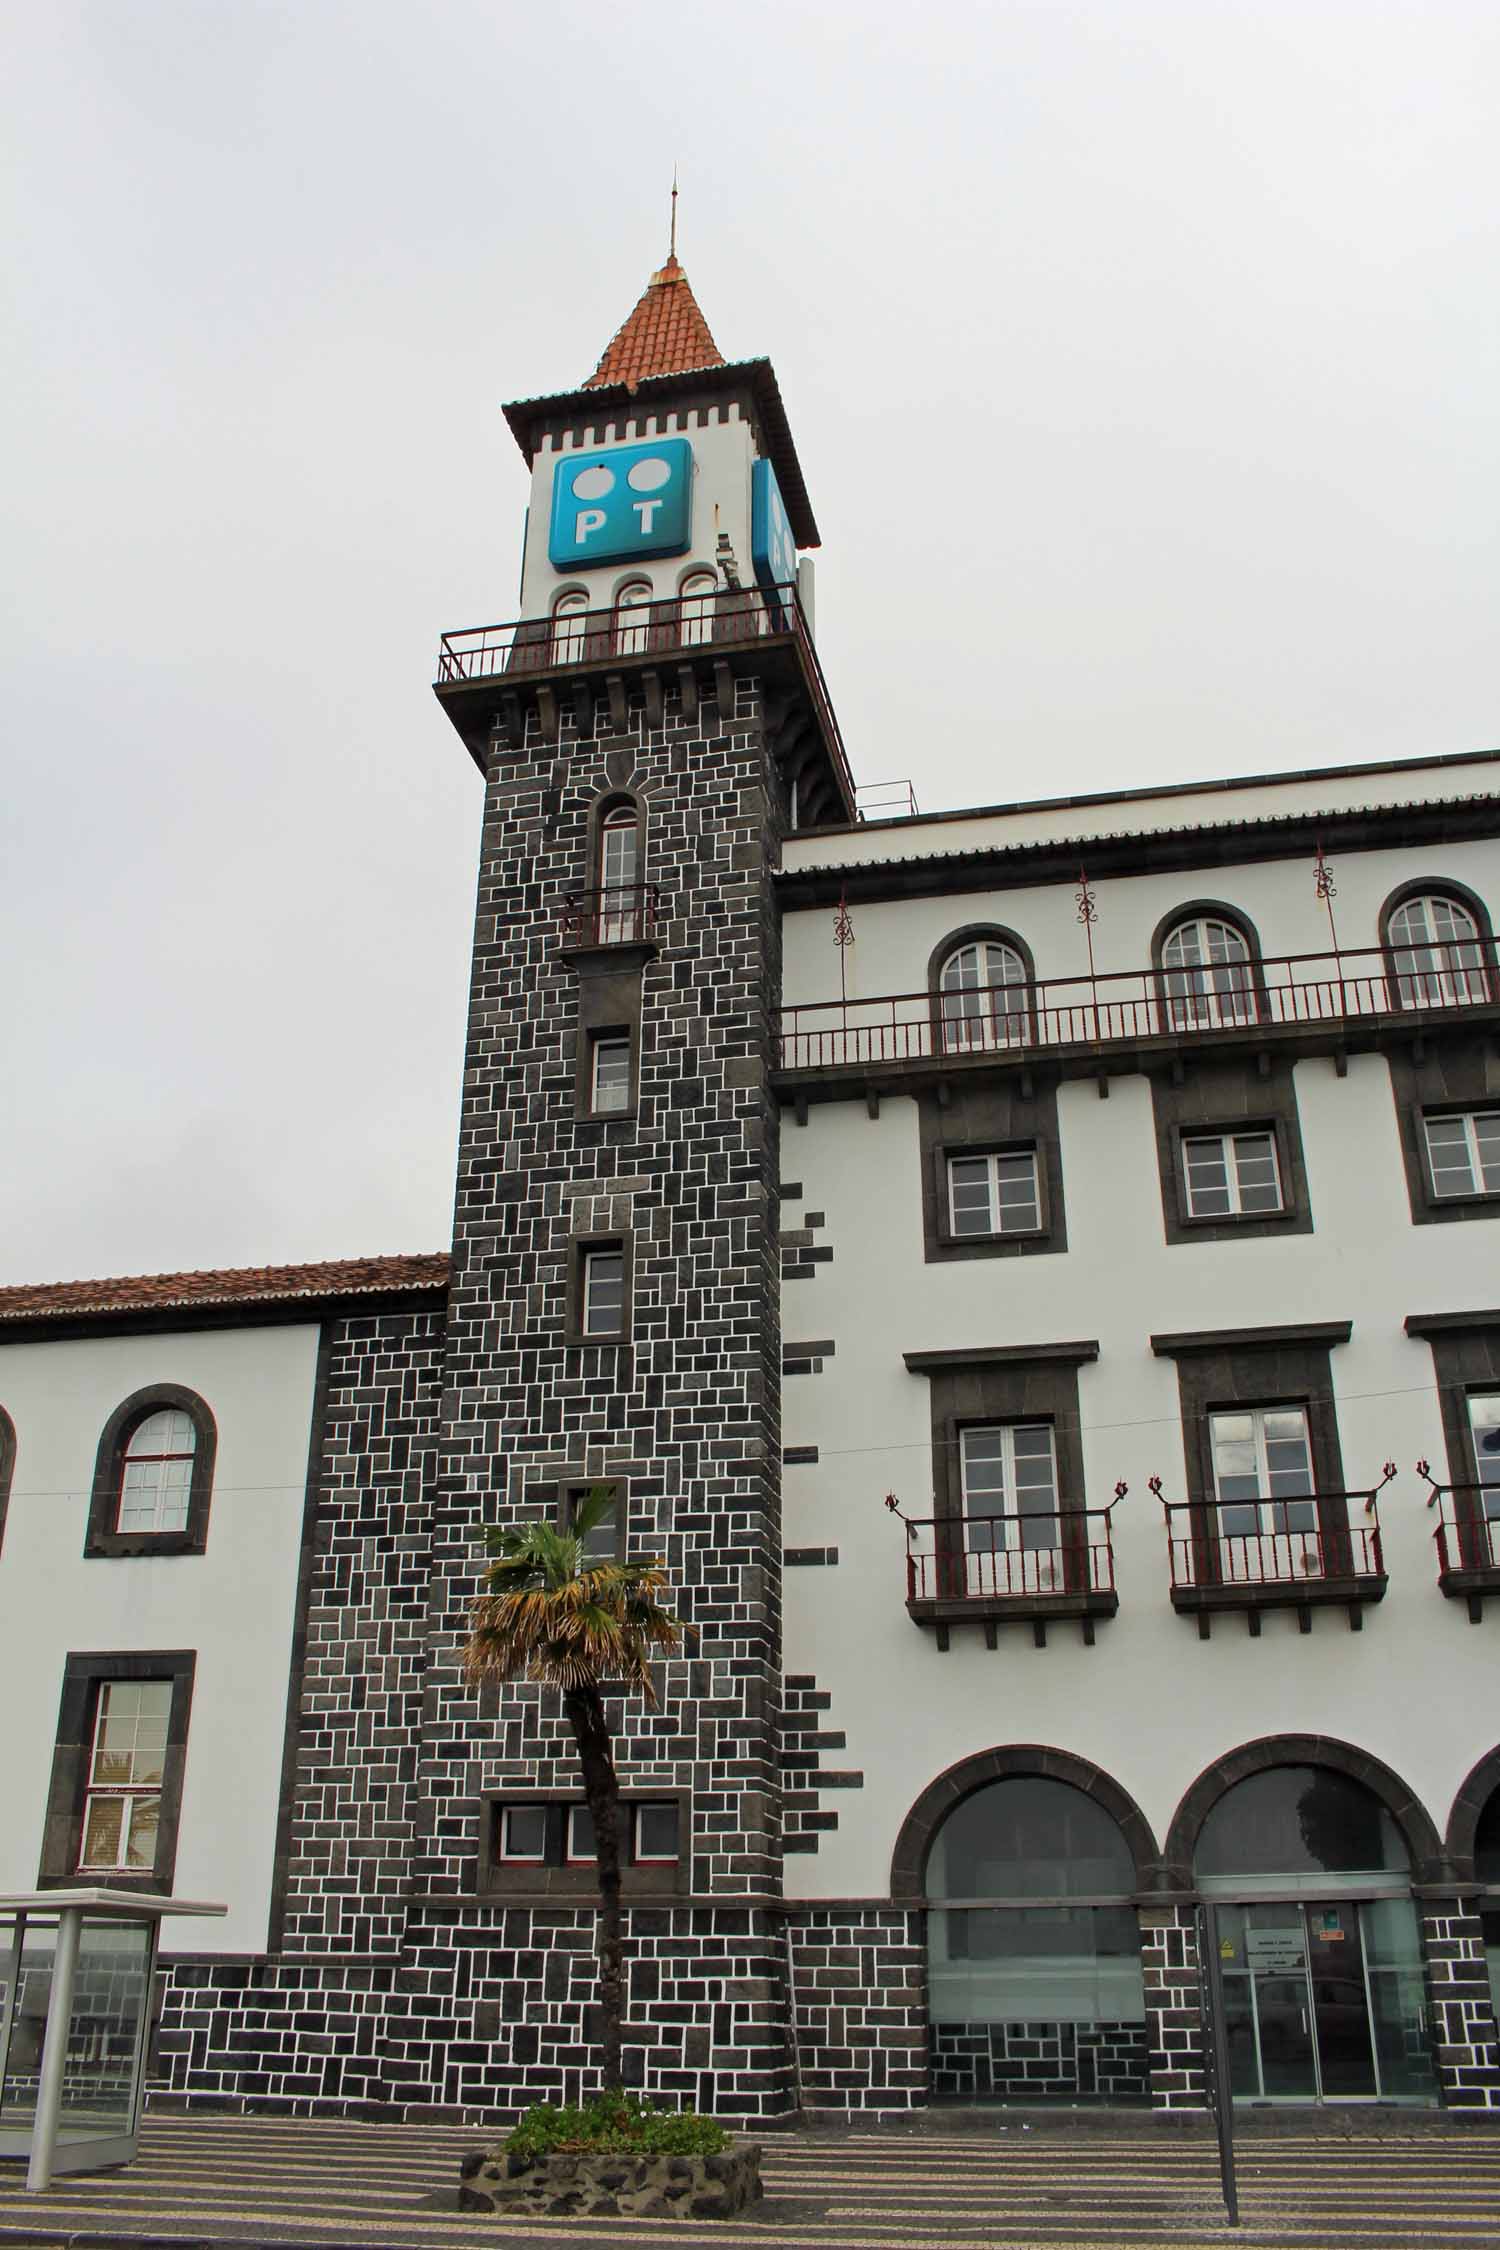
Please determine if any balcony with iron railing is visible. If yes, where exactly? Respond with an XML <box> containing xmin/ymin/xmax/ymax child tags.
<box><xmin>1151</xmin><ymin>1471</ymin><xmax>1393</xmax><ymax>1637</ymax></box>
<box><xmin>1416</xmin><ymin>1463</ymin><xmax>1500</xmax><ymax>1620</ymax></box>
<box><xmin>890</xmin><ymin>1493</ymin><xmax>1122</xmax><ymax>1649</ymax></box>
<box><xmin>776</xmin><ymin>943</ymin><xmax>1499</xmax><ymax>1087</ymax></box>
<box><xmin>558</xmin><ymin>884</ymin><xmax>661</xmax><ymax>952</ymax></box>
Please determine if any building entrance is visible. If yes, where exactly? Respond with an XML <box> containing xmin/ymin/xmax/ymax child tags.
<box><xmin>1217</xmin><ymin>1898</ymin><xmax>1431</xmax><ymax>2101</ymax></box>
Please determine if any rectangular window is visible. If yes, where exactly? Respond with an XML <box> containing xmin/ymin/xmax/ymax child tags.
<box><xmin>1183</xmin><ymin>1131</ymin><xmax>1282</xmax><ymax>1219</ymax></box>
<box><xmin>78</xmin><ymin>1681</ymin><xmax>172</xmax><ymax>1874</ymax></box>
<box><xmin>948</xmin><ymin>1150</ymin><xmax>1040</xmax><ymax>1237</ymax></box>
<box><xmin>960</xmin><ymin>1423</ymin><xmax>1060</xmax><ymax>1593</ymax></box>
<box><xmin>567</xmin><ymin>1804</ymin><xmax>596</xmax><ymax>1863</ymax></box>
<box><xmin>1425</xmin><ymin>1110</ymin><xmax>1500</xmax><ymax>1199</ymax></box>
<box><xmin>590</xmin><ymin>1036</ymin><xmax>631</xmax><ymax>1115</ymax></box>
<box><xmin>565</xmin><ymin>1482</ymin><xmax>621</xmax><ymax>1563</ymax></box>
<box><xmin>582</xmin><ymin>1249</ymin><xmax>625</xmax><ymax>1338</ymax></box>
<box><xmin>498</xmin><ymin>1805</ymin><xmax>548</xmax><ymax>1863</ymax></box>
<box><xmin>1468</xmin><ymin>1398</ymin><xmax>1500</xmax><ymax>1566</ymax></box>
<box><xmin>1210</xmin><ymin>1406</ymin><xmax>1317</xmax><ymax>1580</ymax></box>
<box><xmin>635</xmin><ymin>1803</ymin><xmax>680</xmax><ymax>1864</ymax></box>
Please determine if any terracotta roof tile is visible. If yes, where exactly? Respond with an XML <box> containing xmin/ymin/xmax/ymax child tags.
<box><xmin>0</xmin><ymin>1254</ymin><xmax>450</xmax><ymax>1323</ymax></box>
<box><xmin>583</xmin><ymin>256</ymin><xmax>725</xmax><ymax>391</ymax></box>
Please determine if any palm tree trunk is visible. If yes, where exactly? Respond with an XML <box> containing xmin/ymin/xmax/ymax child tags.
<box><xmin>563</xmin><ymin>1684</ymin><xmax>624</xmax><ymax>2094</ymax></box>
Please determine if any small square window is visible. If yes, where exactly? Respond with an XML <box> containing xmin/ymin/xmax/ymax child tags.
<box><xmin>635</xmin><ymin>1802</ymin><xmax>680</xmax><ymax>1864</ymax></box>
<box><xmin>1425</xmin><ymin>1110</ymin><xmax>1500</xmax><ymax>1198</ymax></box>
<box><xmin>947</xmin><ymin>1149</ymin><xmax>1040</xmax><ymax>1237</ymax></box>
<box><xmin>582</xmin><ymin>1249</ymin><xmax>625</xmax><ymax>1337</ymax></box>
<box><xmin>591</xmin><ymin>1036</ymin><xmax>631</xmax><ymax>1115</ymax></box>
<box><xmin>567</xmin><ymin>1804</ymin><xmax>596</xmax><ymax>1863</ymax></box>
<box><xmin>1182</xmin><ymin>1130</ymin><xmax>1283</xmax><ymax>1219</ymax></box>
<box><xmin>499</xmin><ymin>1805</ymin><xmax>548</xmax><ymax>1863</ymax></box>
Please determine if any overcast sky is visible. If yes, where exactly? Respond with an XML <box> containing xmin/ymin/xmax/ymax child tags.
<box><xmin>3</xmin><ymin>1</ymin><xmax>1496</xmax><ymax>1286</ymax></box>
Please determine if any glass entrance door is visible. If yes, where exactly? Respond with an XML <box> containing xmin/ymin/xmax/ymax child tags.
<box><xmin>1217</xmin><ymin>1900</ymin><xmax>1432</xmax><ymax>2102</ymax></box>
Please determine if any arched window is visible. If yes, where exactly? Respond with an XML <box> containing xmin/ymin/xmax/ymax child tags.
<box><xmin>938</xmin><ymin>939</ymin><xmax>1032</xmax><ymax>1053</ymax></box>
<box><xmin>596</xmin><ymin>800</ymin><xmax>643</xmax><ymax>944</ymax></box>
<box><xmin>678</xmin><ymin>571</ymin><xmax>718</xmax><ymax>648</ymax></box>
<box><xmin>613</xmin><ymin>579</ymin><xmax>653</xmax><ymax>657</ymax></box>
<box><xmin>1193</xmin><ymin>1764</ymin><xmax>1431</xmax><ymax>2103</ymax></box>
<box><xmin>86</xmin><ymin>1385</ymin><xmax>217</xmax><ymax>1556</ymax></box>
<box><xmin>1386</xmin><ymin>891</ymin><xmax>1490</xmax><ymax>1009</ymax></box>
<box><xmin>1160</xmin><ymin>915</ymin><xmax>1257</xmax><ymax>1030</ymax></box>
<box><xmin>551</xmin><ymin>588</ymin><xmax>588</xmax><ymax>664</ymax></box>
<box><xmin>926</xmin><ymin>1775</ymin><xmax>1145</xmax><ymax>2101</ymax></box>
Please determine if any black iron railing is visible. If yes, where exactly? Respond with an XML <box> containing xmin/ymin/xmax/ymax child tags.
<box><xmin>1151</xmin><ymin>1476</ymin><xmax>1391</xmax><ymax>1592</ymax></box>
<box><xmin>559</xmin><ymin>885</ymin><xmax>660</xmax><ymax>948</ymax></box>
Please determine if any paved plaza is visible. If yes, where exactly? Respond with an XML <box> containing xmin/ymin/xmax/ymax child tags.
<box><xmin>2</xmin><ymin>2114</ymin><xmax>1500</xmax><ymax>2250</ymax></box>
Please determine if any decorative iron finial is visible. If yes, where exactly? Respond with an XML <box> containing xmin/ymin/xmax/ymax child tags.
<box><xmin>833</xmin><ymin>891</ymin><xmax>854</xmax><ymax>952</ymax></box>
<box><xmin>1314</xmin><ymin>843</ymin><xmax>1336</xmax><ymax>903</ymax></box>
<box><xmin>1076</xmin><ymin>868</ymin><xmax>1098</xmax><ymax>928</ymax></box>
<box><xmin>670</xmin><ymin>166</ymin><xmax>679</xmax><ymax>261</ymax></box>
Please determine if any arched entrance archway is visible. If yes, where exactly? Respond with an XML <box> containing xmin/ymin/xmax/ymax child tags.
<box><xmin>1449</xmin><ymin>1747</ymin><xmax>1500</xmax><ymax>2024</ymax></box>
<box><xmin>1174</xmin><ymin>1748</ymin><xmax>1437</xmax><ymax>2106</ymax></box>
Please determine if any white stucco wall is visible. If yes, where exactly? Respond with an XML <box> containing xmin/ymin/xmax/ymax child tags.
<box><xmin>0</xmin><ymin>1322</ymin><xmax>320</xmax><ymax>1953</ymax></box>
<box><xmin>778</xmin><ymin>826</ymin><xmax>1500</xmax><ymax>1900</ymax></box>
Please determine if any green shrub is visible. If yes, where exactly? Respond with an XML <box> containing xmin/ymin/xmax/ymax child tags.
<box><xmin>506</xmin><ymin>2094</ymin><xmax>730</xmax><ymax>2165</ymax></box>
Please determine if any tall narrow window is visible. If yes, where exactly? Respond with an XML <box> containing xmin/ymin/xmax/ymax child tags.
<box><xmin>1423</xmin><ymin>1110</ymin><xmax>1500</xmax><ymax>1198</ymax></box>
<box><xmin>678</xmin><ymin>570</ymin><xmax>717</xmax><ymax>648</ymax></box>
<box><xmin>78</xmin><ymin>1681</ymin><xmax>173</xmax><ymax>1874</ymax></box>
<box><xmin>613</xmin><ymin>580</ymin><xmax>653</xmax><ymax>657</ymax></box>
<box><xmin>590</xmin><ymin>1035</ymin><xmax>631</xmax><ymax>1115</ymax></box>
<box><xmin>117</xmin><ymin>1408</ymin><xmax>196</xmax><ymax>1533</ymax></box>
<box><xmin>939</xmin><ymin>940</ymin><xmax>1031</xmax><ymax>1053</ymax></box>
<box><xmin>960</xmin><ymin>1423</ymin><xmax>1060</xmax><ymax>1593</ymax></box>
<box><xmin>597</xmin><ymin>803</ymin><xmax>641</xmax><ymax>942</ymax></box>
<box><xmin>551</xmin><ymin>589</ymin><xmax>588</xmax><ymax>663</ymax></box>
<box><xmin>1182</xmin><ymin>1130</ymin><xmax>1282</xmax><ymax>1218</ymax></box>
<box><xmin>1210</xmin><ymin>1406</ymin><xmax>1317</xmax><ymax>1580</ymax></box>
<box><xmin>1162</xmin><ymin>918</ymin><xmax>1256</xmax><ymax>1030</ymax></box>
<box><xmin>947</xmin><ymin>1150</ymin><xmax>1040</xmax><ymax>1237</ymax></box>
<box><xmin>1388</xmin><ymin>894</ymin><xmax>1489</xmax><ymax>1009</ymax></box>
<box><xmin>565</xmin><ymin>1482</ymin><xmax>621</xmax><ymax>1563</ymax></box>
<box><xmin>582</xmin><ymin>1248</ymin><xmax>625</xmax><ymax>1338</ymax></box>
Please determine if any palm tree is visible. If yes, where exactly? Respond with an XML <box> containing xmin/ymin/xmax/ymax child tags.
<box><xmin>463</xmin><ymin>1487</ymin><xmax>680</xmax><ymax>2094</ymax></box>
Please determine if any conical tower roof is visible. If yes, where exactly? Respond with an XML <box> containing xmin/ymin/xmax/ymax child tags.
<box><xmin>583</xmin><ymin>254</ymin><xmax>726</xmax><ymax>391</ymax></box>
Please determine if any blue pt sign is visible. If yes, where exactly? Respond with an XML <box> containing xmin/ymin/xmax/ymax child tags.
<box><xmin>547</xmin><ymin>438</ymin><xmax>693</xmax><ymax>570</ymax></box>
<box><xmin>751</xmin><ymin>458</ymin><xmax>798</xmax><ymax>595</ymax></box>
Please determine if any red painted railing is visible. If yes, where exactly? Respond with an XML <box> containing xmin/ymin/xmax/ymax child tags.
<box><xmin>902</xmin><ymin>1508</ymin><xmax>1116</xmax><ymax>1604</ymax></box>
<box><xmin>778</xmin><ymin>942</ymin><xmax>1496</xmax><ymax>1070</ymax></box>
<box><xmin>559</xmin><ymin>885</ymin><xmax>660</xmax><ymax>948</ymax></box>
<box><xmin>1416</xmin><ymin>1467</ymin><xmax>1500</xmax><ymax>1579</ymax></box>
<box><xmin>1154</xmin><ymin>1485</ymin><xmax>1388</xmax><ymax>1592</ymax></box>
<box><xmin>435</xmin><ymin>583</ymin><xmax>856</xmax><ymax>818</ymax></box>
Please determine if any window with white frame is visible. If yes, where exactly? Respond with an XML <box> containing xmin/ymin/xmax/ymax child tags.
<box><xmin>597</xmin><ymin>804</ymin><xmax>641</xmax><ymax>941</ymax></box>
<box><xmin>939</xmin><ymin>940</ymin><xmax>1031</xmax><ymax>1052</ymax></box>
<box><xmin>567</xmin><ymin>1803</ymin><xmax>596</xmax><ymax>1863</ymax></box>
<box><xmin>551</xmin><ymin>588</ymin><xmax>588</xmax><ymax>662</ymax></box>
<box><xmin>78</xmin><ymin>1680</ymin><xmax>172</xmax><ymax>1874</ymax></box>
<box><xmin>1424</xmin><ymin>1110</ymin><xmax>1500</xmax><ymax>1199</ymax></box>
<box><xmin>947</xmin><ymin>1150</ymin><xmax>1041</xmax><ymax>1237</ymax></box>
<box><xmin>1209</xmin><ymin>1406</ymin><xmax>1317</xmax><ymax>1564</ymax></box>
<box><xmin>1469</xmin><ymin>1395</ymin><xmax>1500</xmax><ymax>1524</ymax></box>
<box><xmin>582</xmin><ymin>1248</ymin><xmax>625</xmax><ymax>1338</ymax></box>
<box><xmin>1182</xmin><ymin>1130</ymin><xmax>1282</xmax><ymax>1219</ymax></box>
<box><xmin>634</xmin><ymin>1803</ymin><xmax>680</xmax><ymax>1863</ymax></box>
<box><xmin>1161</xmin><ymin>917</ymin><xmax>1257</xmax><ymax>1030</ymax></box>
<box><xmin>117</xmin><ymin>1408</ymin><xmax>196</xmax><ymax>1533</ymax></box>
<box><xmin>1388</xmin><ymin>893</ymin><xmax>1489</xmax><ymax>1009</ymax></box>
<box><xmin>960</xmin><ymin>1424</ymin><xmax>1060</xmax><ymax>1562</ymax></box>
<box><xmin>590</xmin><ymin>1035</ymin><xmax>631</xmax><ymax>1115</ymax></box>
<box><xmin>613</xmin><ymin>579</ymin><xmax>653</xmax><ymax>657</ymax></box>
<box><xmin>498</xmin><ymin>1805</ymin><xmax>547</xmax><ymax>1863</ymax></box>
<box><xmin>678</xmin><ymin>571</ymin><xmax>717</xmax><ymax>647</ymax></box>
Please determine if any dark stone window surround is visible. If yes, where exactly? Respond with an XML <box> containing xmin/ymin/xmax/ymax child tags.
<box><xmin>585</xmin><ymin>786</ymin><xmax>649</xmax><ymax>898</ymax></box>
<box><xmin>1161</xmin><ymin>1732</ymin><xmax>1446</xmax><ymax>1890</ymax></box>
<box><xmin>1378</xmin><ymin>875</ymin><xmax>1498</xmax><ymax>1012</ymax></box>
<box><xmin>1403</xmin><ymin>1310</ymin><xmax>1500</xmax><ymax>1593</ymax></box>
<box><xmin>0</xmin><ymin>1405</ymin><xmax>14</xmax><ymax>1558</ymax></box>
<box><xmin>890</xmin><ymin>1744</ymin><xmax>1161</xmax><ymax>1901</ymax></box>
<box><xmin>1448</xmin><ymin>1745</ymin><xmax>1500</xmax><ymax>1884</ymax></box>
<box><xmin>1148</xmin><ymin>899</ymin><xmax>1272</xmax><ymax>1025</ymax></box>
<box><xmin>478</xmin><ymin>1787</ymin><xmax>691</xmax><ymax>1900</ymax></box>
<box><xmin>85</xmin><ymin>1383</ymin><xmax>217</xmax><ymax>1559</ymax></box>
<box><xmin>565</xmin><ymin>779</ymin><xmax>663</xmax><ymax>1120</ymax></box>
<box><xmin>1386</xmin><ymin>1034</ymin><xmax>1500</xmax><ymax>1227</ymax></box>
<box><xmin>917</xmin><ymin>1075</ymin><xmax>1067</xmax><ymax>1263</ymax></box>
<box><xmin>528</xmin><ymin>1475</ymin><xmax>630</xmax><ymax>1564</ymax></box>
<box><xmin>1148</xmin><ymin>1055</ymin><xmax>1312</xmax><ymax>1247</ymax></box>
<box><xmin>38</xmin><ymin>1649</ymin><xmax>197</xmax><ymax>1892</ymax></box>
<box><xmin>926</xmin><ymin>923</ymin><xmax>1040</xmax><ymax>1054</ymax></box>
<box><xmin>1150</xmin><ymin>1322</ymin><xmax>1366</xmax><ymax>1598</ymax></box>
<box><xmin>566</xmin><ymin>1232</ymin><xmax>634</xmax><ymax>1347</ymax></box>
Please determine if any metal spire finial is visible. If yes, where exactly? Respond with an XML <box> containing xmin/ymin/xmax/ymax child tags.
<box><xmin>669</xmin><ymin>167</ymin><xmax>678</xmax><ymax>260</ymax></box>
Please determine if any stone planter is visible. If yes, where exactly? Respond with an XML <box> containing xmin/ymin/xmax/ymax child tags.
<box><xmin>458</xmin><ymin>2139</ymin><xmax>763</xmax><ymax>2220</ymax></box>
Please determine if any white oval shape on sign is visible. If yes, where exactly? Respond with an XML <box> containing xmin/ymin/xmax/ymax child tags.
<box><xmin>572</xmin><ymin>465</ymin><xmax>616</xmax><ymax>500</ymax></box>
<box><xmin>626</xmin><ymin>457</ymin><xmax>673</xmax><ymax>493</ymax></box>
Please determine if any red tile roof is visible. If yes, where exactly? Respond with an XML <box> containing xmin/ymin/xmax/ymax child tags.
<box><xmin>583</xmin><ymin>256</ymin><xmax>725</xmax><ymax>391</ymax></box>
<box><xmin>0</xmin><ymin>1254</ymin><xmax>450</xmax><ymax>1323</ymax></box>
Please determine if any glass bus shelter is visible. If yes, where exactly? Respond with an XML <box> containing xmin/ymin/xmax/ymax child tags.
<box><xmin>0</xmin><ymin>1890</ymin><xmax>225</xmax><ymax>2191</ymax></box>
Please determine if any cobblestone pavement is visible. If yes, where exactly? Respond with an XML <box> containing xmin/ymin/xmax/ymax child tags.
<box><xmin>1</xmin><ymin>2114</ymin><xmax>1499</xmax><ymax>2249</ymax></box>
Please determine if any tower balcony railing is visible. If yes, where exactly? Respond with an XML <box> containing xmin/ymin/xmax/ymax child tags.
<box><xmin>777</xmin><ymin>941</ymin><xmax>1498</xmax><ymax>1074</ymax></box>
<box><xmin>1152</xmin><ymin>1473</ymin><xmax>1392</xmax><ymax>1636</ymax></box>
<box><xmin>559</xmin><ymin>884</ymin><xmax>660</xmax><ymax>949</ymax></box>
<box><xmin>1416</xmin><ymin>1463</ymin><xmax>1500</xmax><ymax>1619</ymax></box>
<box><xmin>896</xmin><ymin>1500</ymin><xmax>1121</xmax><ymax>1648</ymax></box>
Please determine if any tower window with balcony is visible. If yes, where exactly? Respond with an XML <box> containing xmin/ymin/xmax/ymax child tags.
<box><xmin>1183</xmin><ymin>1130</ymin><xmax>1283</xmax><ymax>1219</ymax></box>
<box><xmin>597</xmin><ymin>801</ymin><xmax>642</xmax><ymax>943</ymax></box>
<box><xmin>938</xmin><ymin>938</ymin><xmax>1032</xmax><ymax>1053</ymax></box>
<box><xmin>1159</xmin><ymin>914</ymin><xmax>1258</xmax><ymax>1030</ymax></box>
<box><xmin>678</xmin><ymin>570</ymin><xmax>717</xmax><ymax>647</ymax></box>
<box><xmin>551</xmin><ymin>588</ymin><xmax>589</xmax><ymax>663</ymax></box>
<box><xmin>947</xmin><ymin>1150</ymin><xmax>1041</xmax><ymax>1237</ymax></box>
<box><xmin>1423</xmin><ymin>1110</ymin><xmax>1500</xmax><ymax>1198</ymax></box>
<box><xmin>1385</xmin><ymin>891</ymin><xmax>1491</xmax><ymax>1009</ymax></box>
<box><xmin>613</xmin><ymin>579</ymin><xmax>653</xmax><ymax>657</ymax></box>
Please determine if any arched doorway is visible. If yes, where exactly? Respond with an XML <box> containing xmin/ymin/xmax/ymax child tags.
<box><xmin>1192</xmin><ymin>1765</ymin><xmax>1435</xmax><ymax>2104</ymax></box>
<box><xmin>921</xmin><ymin>1772</ymin><xmax>1149</xmax><ymax>2102</ymax></box>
